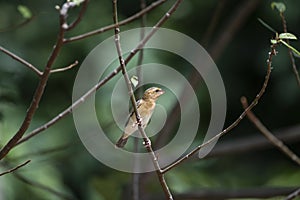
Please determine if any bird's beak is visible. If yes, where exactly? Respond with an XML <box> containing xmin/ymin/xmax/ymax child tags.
<box><xmin>158</xmin><ymin>89</ymin><xmax>165</xmax><ymax>96</ymax></box>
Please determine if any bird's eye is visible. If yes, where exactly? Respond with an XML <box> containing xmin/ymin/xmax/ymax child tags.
<box><xmin>155</xmin><ymin>89</ymin><xmax>160</xmax><ymax>93</ymax></box>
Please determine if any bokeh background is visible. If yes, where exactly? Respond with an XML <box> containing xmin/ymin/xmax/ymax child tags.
<box><xmin>0</xmin><ymin>0</ymin><xmax>299</xmax><ymax>199</ymax></box>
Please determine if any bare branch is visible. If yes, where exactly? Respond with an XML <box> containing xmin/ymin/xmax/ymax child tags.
<box><xmin>0</xmin><ymin>160</ymin><xmax>31</xmax><ymax>176</ymax></box>
<box><xmin>207</xmin><ymin>124</ymin><xmax>300</xmax><ymax>158</ymax></box>
<box><xmin>50</xmin><ymin>60</ymin><xmax>79</xmax><ymax>74</ymax></box>
<box><xmin>162</xmin><ymin>43</ymin><xmax>277</xmax><ymax>173</ymax></box>
<box><xmin>241</xmin><ymin>96</ymin><xmax>300</xmax><ymax>166</ymax></box>
<box><xmin>279</xmin><ymin>12</ymin><xmax>300</xmax><ymax>87</ymax></box>
<box><xmin>0</xmin><ymin>45</ymin><xmax>42</xmax><ymax>76</ymax></box>
<box><xmin>63</xmin><ymin>0</ymin><xmax>166</xmax><ymax>43</ymax></box>
<box><xmin>66</xmin><ymin>0</ymin><xmax>89</xmax><ymax>31</ymax></box>
<box><xmin>174</xmin><ymin>187</ymin><xmax>298</xmax><ymax>200</ymax></box>
<box><xmin>285</xmin><ymin>188</ymin><xmax>300</xmax><ymax>200</ymax></box>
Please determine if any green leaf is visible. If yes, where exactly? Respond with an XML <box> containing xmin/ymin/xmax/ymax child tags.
<box><xmin>279</xmin><ymin>33</ymin><xmax>297</xmax><ymax>40</ymax></box>
<box><xmin>17</xmin><ymin>5</ymin><xmax>32</xmax><ymax>19</ymax></box>
<box><xmin>271</xmin><ymin>2</ymin><xmax>286</xmax><ymax>13</ymax></box>
<box><xmin>130</xmin><ymin>75</ymin><xmax>139</xmax><ymax>88</ymax></box>
<box><xmin>71</xmin><ymin>0</ymin><xmax>85</xmax><ymax>6</ymax></box>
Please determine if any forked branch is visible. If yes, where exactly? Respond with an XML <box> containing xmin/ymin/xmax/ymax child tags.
<box><xmin>0</xmin><ymin>1</ymin><xmax>87</xmax><ymax>160</ymax></box>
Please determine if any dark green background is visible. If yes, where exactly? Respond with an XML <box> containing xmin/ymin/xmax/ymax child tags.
<box><xmin>0</xmin><ymin>0</ymin><xmax>299</xmax><ymax>199</ymax></box>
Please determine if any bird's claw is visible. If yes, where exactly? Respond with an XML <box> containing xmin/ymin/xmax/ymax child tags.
<box><xmin>132</xmin><ymin>118</ymin><xmax>143</xmax><ymax>128</ymax></box>
<box><xmin>143</xmin><ymin>139</ymin><xmax>151</xmax><ymax>147</ymax></box>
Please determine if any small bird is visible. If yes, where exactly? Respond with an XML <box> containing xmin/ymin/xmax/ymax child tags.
<box><xmin>115</xmin><ymin>87</ymin><xmax>165</xmax><ymax>148</ymax></box>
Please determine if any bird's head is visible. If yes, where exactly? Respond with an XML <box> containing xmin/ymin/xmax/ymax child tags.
<box><xmin>142</xmin><ymin>87</ymin><xmax>164</xmax><ymax>101</ymax></box>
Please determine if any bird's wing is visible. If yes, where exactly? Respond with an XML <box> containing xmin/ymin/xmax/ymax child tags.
<box><xmin>123</xmin><ymin>99</ymin><xmax>143</xmax><ymax>134</ymax></box>
<box><xmin>116</xmin><ymin>99</ymin><xmax>143</xmax><ymax>146</ymax></box>
<box><xmin>127</xmin><ymin>99</ymin><xmax>142</xmax><ymax>118</ymax></box>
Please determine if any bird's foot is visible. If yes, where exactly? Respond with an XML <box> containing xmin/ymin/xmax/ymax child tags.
<box><xmin>132</xmin><ymin>118</ymin><xmax>143</xmax><ymax>128</ymax></box>
<box><xmin>143</xmin><ymin>139</ymin><xmax>151</xmax><ymax>148</ymax></box>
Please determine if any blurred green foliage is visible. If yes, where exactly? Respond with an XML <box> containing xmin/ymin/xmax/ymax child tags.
<box><xmin>0</xmin><ymin>0</ymin><xmax>299</xmax><ymax>200</ymax></box>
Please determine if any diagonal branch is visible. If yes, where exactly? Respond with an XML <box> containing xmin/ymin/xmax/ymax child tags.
<box><xmin>0</xmin><ymin>45</ymin><xmax>78</xmax><ymax>77</ymax></box>
<box><xmin>63</xmin><ymin>0</ymin><xmax>166</xmax><ymax>43</ymax></box>
<box><xmin>175</xmin><ymin>187</ymin><xmax>298</xmax><ymax>200</ymax></box>
<box><xmin>0</xmin><ymin>160</ymin><xmax>31</xmax><ymax>176</ymax></box>
<box><xmin>162</xmin><ymin>43</ymin><xmax>277</xmax><ymax>173</ymax></box>
<box><xmin>241</xmin><ymin>96</ymin><xmax>300</xmax><ymax>166</ymax></box>
<box><xmin>0</xmin><ymin>45</ymin><xmax>42</xmax><ymax>76</ymax></box>
<box><xmin>285</xmin><ymin>188</ymin><xmax>300</xmax><ymax>200</ymax></box>
<box><xmin>206</xmin><ymin>124</ymin><xmax>300</xmax><ymax>159</ymax></box>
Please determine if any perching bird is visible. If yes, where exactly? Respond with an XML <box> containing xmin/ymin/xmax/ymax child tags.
<box><xmin>115</xmin><ymin>87</ymin><xmax>165</xmax><ymax>148</ymax></box>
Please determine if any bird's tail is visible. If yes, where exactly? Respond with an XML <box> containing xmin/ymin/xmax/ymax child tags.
<box><xmin>115</xmin><ymin>136</ymin><xmax>128</xmax><ymax>148</ymax></box>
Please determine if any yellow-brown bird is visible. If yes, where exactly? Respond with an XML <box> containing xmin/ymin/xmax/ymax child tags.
<box><xmin>115</xmin><ymin>87</ymin><xmax>165</xmax><ymax>148</ymax></box>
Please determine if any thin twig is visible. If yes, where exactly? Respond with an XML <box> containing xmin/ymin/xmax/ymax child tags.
<box><xmin>63</xmin><ymin>0</ymin><xmax>166</xmax><ymax>43</ymax></box>
<box><xmin>162</xmin><ymin>43</ymin><xmax>277</xmax><ymax>174</ymax></box>
<box><xmin>0</xmin><ymin>45</ymin><xmax>42</xmax><ymax>76</ymax></box>
<box><xmin>279</xmin><ymin>12</ymin><xmax>300</xmax><ymax>87</ymax></box>
<box><xmin>66</xmin><ymin>0</ymin><xmax>89</xmax><ymax>31</ymax></box>
<box><xmin>175</xmin><ymin>187</ymin><xmax>298</xmax><ymax>200</ymax></box>
<box><xmin>0</xmin><ymin>1</ymin><xmax>81</xmax><ymax>160</ymax></box>
<box><xmin>0</xmin><ymin>48</ymin><xmax>78</xmax><ymax>77</ymax></box>
<box><xmin>206</xmin><ymin>124</ymin><xmax>300</xmax><ymax>159</ymax></box>
<box><xmin>241</xmin><ymin>96</ymin><xmax>300</xmax><ymax>166</ymax></box>
<box><xmin>50</xmin><ymin>60</ymin><xmax>79</xmax><ymax>74</ymax></box>
<box><xmin>285</xmin><ymin>188</ymin><xmax>300</xmax><ymax>200</ymax></box>
<box><xmin>0</xmin><ymin>160</ymin><xmax>31</xmax><ymax>176</ymax></box>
